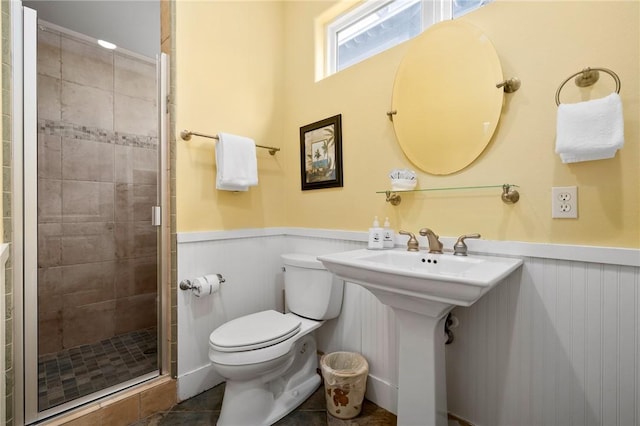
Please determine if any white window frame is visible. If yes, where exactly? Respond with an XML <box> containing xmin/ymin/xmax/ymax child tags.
<box><xmin>325</xmin><ymin>0</ymin><xmax>454</xmax><ymax>76</ymax></box>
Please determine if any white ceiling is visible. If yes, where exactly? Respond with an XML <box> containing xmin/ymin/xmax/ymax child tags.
<box><xmin>23</xmin><ymin>0</ymin><xmax>160</xmax><ymax>59</ymax></box>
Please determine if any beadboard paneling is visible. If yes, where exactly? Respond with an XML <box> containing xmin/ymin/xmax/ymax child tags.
<box><xmin>176</xmin><ymin>235</ymin><xmax>285</xmax><ymax>399</ymax></box>
<box><xmin>446</xmin><ymin>257</ymin><xmax>640</xmax><ymax>426</ymax></box>
<box><xmin>177</xmin><ymin>228</ymin><xmax>640</xmax><ymax>425</ymax></box>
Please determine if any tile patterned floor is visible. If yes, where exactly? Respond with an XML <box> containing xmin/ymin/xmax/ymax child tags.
<box><xmin>134</xmin><ymin>382</ymin><xmax>397</xmax><ymax>425</ymax></box>
<box><xmin>38</xmin><ymin>328</ymin><xmax>158</xmax><ymax>411</ymax></box>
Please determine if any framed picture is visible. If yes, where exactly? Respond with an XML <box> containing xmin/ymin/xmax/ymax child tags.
<box><xmin>299</xmin><ymin>114</ymin><xmax>343</xmax><ymax>191</ymax></box>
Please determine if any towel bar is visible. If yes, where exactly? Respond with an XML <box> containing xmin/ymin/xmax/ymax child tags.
<box><xmin>555</xmin><ymin>67</ymin><xmax>621</xmax><ymax>106</ymax></box>
<box><xmin>181</xmin><ymin>130</ymin><xmax>280</xmax><ymax>155</ymax></box>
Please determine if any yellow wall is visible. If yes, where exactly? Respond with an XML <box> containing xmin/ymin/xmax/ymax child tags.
<box><xmin>175</xmin><ymin>0</ymin><xmax>286</xmax><ymax>232</ymax></box>
<box><xmin>176</xmin><ymin>0</ymin><xmax>639</xmax><ymax>248</ymax></box>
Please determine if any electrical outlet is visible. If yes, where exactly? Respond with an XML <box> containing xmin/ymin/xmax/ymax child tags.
<box><xmin>552</xmin><ymin>186</ymin><xmax>578</xmax><ymax>219</ymax></box>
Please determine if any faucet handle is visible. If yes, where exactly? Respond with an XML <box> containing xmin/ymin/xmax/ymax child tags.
<box><xmin>398</xmin><ymin>230</ymin><xmax>419</xmax><ymax>252</ymax></box>
<box><xmin>453</xmin><ymin>233</ymin><xmax>481</xmax><ymax>256</ymax></box>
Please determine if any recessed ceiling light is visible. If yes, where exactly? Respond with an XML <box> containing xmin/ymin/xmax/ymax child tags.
<box><xmin>97</xmin><ymin>39</ymin><xmax>117</xmax><ymax>50</ymax></box>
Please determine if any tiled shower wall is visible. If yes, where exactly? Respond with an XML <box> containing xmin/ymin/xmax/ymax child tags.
<box><xmin>36</xmin><ymin>26</ymin><xmax>158</xmax><ymax>354</ymax></box>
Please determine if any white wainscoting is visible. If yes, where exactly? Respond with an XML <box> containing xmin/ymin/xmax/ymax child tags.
<box><xmin>447</xmin><ymin>257</ymin><xmax>640</xmax><ymax>426</ymax></box>
<box><xmin>177</xmin><ymin>228</ymin><xmax>640</xmax><ymax>425</ymax></box>
<box><xmin>176</xmin><ymin>233</ymin><xmax>285</xmax><ymax>400</ymax></box>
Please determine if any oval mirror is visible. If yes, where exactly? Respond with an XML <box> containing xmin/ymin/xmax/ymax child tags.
<box><xmin>391</xmin><ymin>20</ymin><xmax>504</xmax><ymax>175</ymax></box>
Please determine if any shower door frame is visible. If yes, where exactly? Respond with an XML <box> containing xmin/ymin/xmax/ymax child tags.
<box><xmin>12</xmin><ymin>3</ymin><xmax>171</xmax><ymax>423</ymax></box>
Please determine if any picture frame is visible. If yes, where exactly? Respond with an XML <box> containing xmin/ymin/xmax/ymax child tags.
<box><xmin>299</xmin><ymin>114</ymin><xmax>343</xmax><ymax>191</ymax></box>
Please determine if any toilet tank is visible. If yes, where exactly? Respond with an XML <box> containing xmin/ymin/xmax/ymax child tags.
<box><xmin>282</xmin><ymin>253</ymin><xmax>344</xmax><ymax>320</ymax></box>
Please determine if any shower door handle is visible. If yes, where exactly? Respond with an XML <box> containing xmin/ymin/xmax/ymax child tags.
<box><xmin>151</xmin><ymin>206</ymin><xmax>162</xmax><ymax>227</ymax></box>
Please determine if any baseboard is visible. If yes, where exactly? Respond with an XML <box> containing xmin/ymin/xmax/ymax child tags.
<box><xmin>365</xmin><ymin>373</ymin><xmax>398</xmax><ymax>415</ymax></box>
<box><xmin>177</xmin><ymin>364</ymin><xmax>224</xmax><ymax>402</ymax></box>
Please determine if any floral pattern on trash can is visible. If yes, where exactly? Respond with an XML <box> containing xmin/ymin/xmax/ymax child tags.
<box><xmin>320</xmin><ymin>351</ymin><xmax>369</xmax><ymax>419</ymax></box>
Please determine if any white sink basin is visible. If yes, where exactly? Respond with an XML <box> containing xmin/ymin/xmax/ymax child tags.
<box><xmin>318</xmin><ymin>248</ymin><xmax>522</xmax><ymax>316</ymax></box>
<box><xmin>319</xmin><ymin>248</ymin><xmax>522</xmax><ymax>425</ymax></box>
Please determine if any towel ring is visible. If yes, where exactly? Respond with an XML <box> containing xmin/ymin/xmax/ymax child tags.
<box><xmin>555</xmin><ymin>67</ymin><xmax>621</xmax><ymax>106</ymax></box>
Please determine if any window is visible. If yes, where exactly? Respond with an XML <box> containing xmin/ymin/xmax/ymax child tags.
<box><xmin>325</xmin><ymin>0</ymin><xmax>491</xmax><ymax>75</ymax></box>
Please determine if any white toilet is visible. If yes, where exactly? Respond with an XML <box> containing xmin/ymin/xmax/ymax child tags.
<box><xmin>209</xmin><ymin>253</ymin><xmax>344</xmax><ymax>426</ymax></box>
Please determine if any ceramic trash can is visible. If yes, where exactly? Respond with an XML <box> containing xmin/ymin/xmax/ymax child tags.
<box><xmin>320</xmin><ymin>351</ymin><xmax>369</xmax><ymax>419</ymax></box>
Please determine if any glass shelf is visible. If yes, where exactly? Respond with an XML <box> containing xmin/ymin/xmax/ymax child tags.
<box><xmin>378</xmin><ymin>184</ymin><xmax>520</xmax><ymax>205</ymax></box>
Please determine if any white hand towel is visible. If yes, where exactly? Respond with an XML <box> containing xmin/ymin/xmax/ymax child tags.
<box><xmin>555</xmin><ymin>92</ymin><xmax>624</xmax><ymax>163</ymax></box>
<box><xmin>215</xmin><ymin>132</ymin><xmax>258</xmax><ymax>191</ymax></box>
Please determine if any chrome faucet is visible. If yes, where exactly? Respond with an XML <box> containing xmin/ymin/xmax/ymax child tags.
<box><xmin>419</xmin><ymin>228</ymin><xmax>443</xmax><ymax>254</ymax></box>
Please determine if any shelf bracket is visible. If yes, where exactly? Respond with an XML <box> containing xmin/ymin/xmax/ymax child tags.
<box><xmin>385</xmin><ymin>191</ymin><xmax>402</xmax><ymax>206</ymax></box>
<box><xmin>501</xmin><ymin>184</ymin><xmax>520</xmax><ymax>204</ymax></box>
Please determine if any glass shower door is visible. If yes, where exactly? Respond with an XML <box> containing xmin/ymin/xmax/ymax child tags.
<box><xmin>26</xmin><ymin>17</ymin><xmax>162</xmax><ymax>420</ymax></box>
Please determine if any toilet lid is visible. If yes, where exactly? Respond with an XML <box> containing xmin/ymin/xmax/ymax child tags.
<box><xmin>209</xmin><ymin>310</ymin><xmax>301</xmax><ymax>352</ymax></box>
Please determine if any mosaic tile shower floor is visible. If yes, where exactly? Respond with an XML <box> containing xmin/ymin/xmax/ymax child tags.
<box><xmin>38</xmin><ymin>328</ymin><xmax>157</xmax><ymax>411</ymax></box>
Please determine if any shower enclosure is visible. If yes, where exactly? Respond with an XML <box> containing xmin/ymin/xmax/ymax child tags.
<box><xmin>13</xmin><ymin>5</ymin><xmax>168</xmax><ymax>423</ymax></box>
<box><xmin>35</xmin><ymin>20</ymin><xmax>160</xmax><ymax>412</ymax></box>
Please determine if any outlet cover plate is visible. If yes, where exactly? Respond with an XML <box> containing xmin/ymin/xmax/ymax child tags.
<box><xmin>552</xmin><ymin>186</ymin><xmax>578</xmax><ymax>219</ymax></box>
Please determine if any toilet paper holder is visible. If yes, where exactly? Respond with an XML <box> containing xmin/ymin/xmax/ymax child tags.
<box><xmin>180</xmin><ymin>273</ymin><xmax>226</xmax><ymax>291</ymax></box>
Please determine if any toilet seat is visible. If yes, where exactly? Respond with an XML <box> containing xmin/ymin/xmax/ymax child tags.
<box><xmin>209</xmin><ymin>312</ymin><xmax>323</xmax><ymax>367</ymax></box>
<box><xmin>210</xmin><ymin>310</ymin><xmax>301</xmax><ymax>352</ymax></box>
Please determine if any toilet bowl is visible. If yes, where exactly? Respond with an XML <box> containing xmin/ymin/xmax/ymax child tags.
<box><xmin>208</xmin><ymin>253</ymin><xmax>344</xmax><ymax>426</ymax></box>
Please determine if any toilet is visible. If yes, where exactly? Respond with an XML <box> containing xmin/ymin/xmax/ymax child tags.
<box><xmin>209</xmin><ymin>253</ymin><xmax>344</xmax><ymax>426</ymax></box>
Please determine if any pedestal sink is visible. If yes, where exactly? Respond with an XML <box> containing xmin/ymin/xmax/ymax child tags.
<box><xmin>318</xmin><ymin>249</ymin><xmax>522</xmax><ymax>426</ymax></box>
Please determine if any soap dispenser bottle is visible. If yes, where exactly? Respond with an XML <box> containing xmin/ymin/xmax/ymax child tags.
<box><xmin>382</xmin><ymin>217</ymin><xmax>395</xmax><ymax>249</ymax></box>
<box><xmin>368</xmin><ymin>216</ymin><xmax>384</xmax><ymax>249</ymax></box>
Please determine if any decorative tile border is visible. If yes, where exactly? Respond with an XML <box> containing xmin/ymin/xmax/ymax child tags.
<box><xmin>38</xmin><ymin>119</ymin><xmax>158</xmax><ymax>149</ymax></box>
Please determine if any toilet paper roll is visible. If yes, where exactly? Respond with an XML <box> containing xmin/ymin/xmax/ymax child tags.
<box><xmin>192</xmin><ymin>274</ymin><xmax>221</xmax><ymax>297</ymax></box>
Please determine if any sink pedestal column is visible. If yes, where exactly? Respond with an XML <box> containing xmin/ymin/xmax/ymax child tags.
<box><xmin>395</xmin><ymin>309</ymin><xmax>449</xmax><ymax>426</ymax></box>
